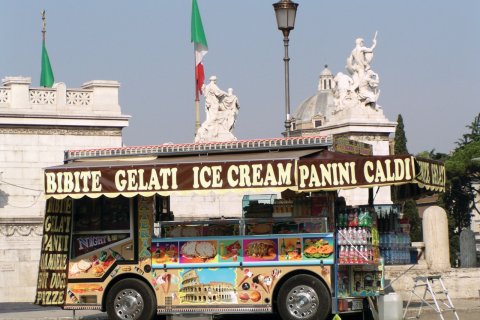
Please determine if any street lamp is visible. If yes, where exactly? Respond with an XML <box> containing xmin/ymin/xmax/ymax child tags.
<box><xmin>273</xmin><ymin>0</ymin><xmax>298</xmax><ymax>137</ymax></box>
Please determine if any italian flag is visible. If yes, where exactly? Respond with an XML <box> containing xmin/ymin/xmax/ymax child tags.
<box><xmin>191</xmin><ymin>0</ymin><xmax>208</xmax><ymax>97</ymax></box>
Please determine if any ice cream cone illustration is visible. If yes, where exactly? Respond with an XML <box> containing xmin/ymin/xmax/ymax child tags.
<box><xmin>263</xmin><ymin>275</ymin><xmax>273</xmax><ymax>293</ymax></box>
<box><xmin>238</xmin><ymin>268</ymin><xmax>253</xmax><ymax>287</ymax></box>
<box><xmin>164</xmin><ymin>274</ymin><xmax>172</xmax><ymax>293</ymax></box>
<box><xmin>156</xmin><ymin>273</ymin><xmax>171</xmax><ymax>294</ymax></box>
<box><xmin>271</xmin><ymin>268</ymin><xmax>282</xmax><ymax>288</ymax></box>
<box><xmin>252</xmin><ymin>274</ymin><xmax>268</xmax><ymax>292</ymax></box>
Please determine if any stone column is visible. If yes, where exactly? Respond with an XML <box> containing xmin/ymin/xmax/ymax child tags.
<box><xmin>422</xmin><ymin>205</ymin><xmax>450</xmax><ymax>271</ymax></box>
<box><xmin>460</xmin><ymin>229</ymin><xmax>477</xmax><ymax>267</ymax></box>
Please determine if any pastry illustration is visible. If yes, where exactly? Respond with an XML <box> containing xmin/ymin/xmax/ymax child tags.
<box><xmin>239</xmin><ymin>292</ymin><xmax>249</xmax><ymax>302</ymax></box>
<box><xmin>250</xmin><ymin>290</ymin><xmax>261</xmax><ymax>302</ymax></box>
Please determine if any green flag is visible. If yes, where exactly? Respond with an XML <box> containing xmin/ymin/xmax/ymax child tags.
<box><xmin>40</xmin><ymin>41</ymin><xmax>54</xmax><ymax>88</ymax></box>
<box><xmin>191</xmin><ymin>0</ymin><xmax>208</xmax><ymax>47</ymax></box>
<box><xmin>191</xmin><ymin>0</ymin><xmax>208</xmax><ymax>96</ymax></box>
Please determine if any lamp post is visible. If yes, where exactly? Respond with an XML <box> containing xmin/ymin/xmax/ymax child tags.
<box><xmin>273</xmin><ymin>0</ymin><xmax>298</xmax><ymax>137</ymax></box>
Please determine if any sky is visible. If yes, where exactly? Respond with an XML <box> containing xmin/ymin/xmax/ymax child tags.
<box><xmin>1</xmin><ymin>0</ymin><xmax>479</xmax><ymax>154</ymax></box>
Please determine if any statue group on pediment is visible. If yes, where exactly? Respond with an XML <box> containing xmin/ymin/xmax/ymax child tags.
<box><xmin>195</xmin><ymin>76</ymin><xmax>239</xmax><ymax>143</ymax></box>
<box><xmin>332</xmin><ymin>32</ymin><xmax>381</xmax><ymax>113</ymax></box>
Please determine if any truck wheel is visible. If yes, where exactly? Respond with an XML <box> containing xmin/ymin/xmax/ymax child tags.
<box><xmin>106</xmin><ymin>278</ymin><xmax>156</xmax><ymax>320</ymax></box>
<box><xmin>277</xmin><ymin>274</ymin><xmax>330</xmax><ymax>320</ymax></box>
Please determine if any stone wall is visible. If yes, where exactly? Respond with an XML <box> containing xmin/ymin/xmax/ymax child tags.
<box><xmin>384</xmin><ymin>265</ymin><xmax>480</xmax><ymax>300</ymax></box>
<box><xmin>0</xmin><ymin>76</ymin><xmax>129</xmax><ymax>302</ymax></box>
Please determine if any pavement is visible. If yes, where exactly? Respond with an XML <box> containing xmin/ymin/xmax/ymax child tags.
<box><xmin>0</xmin><ymin>299</ymin><xmax>479</xmax><ymax>320</ymax></box>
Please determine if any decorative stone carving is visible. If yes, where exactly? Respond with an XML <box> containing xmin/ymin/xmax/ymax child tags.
<box><xmin>0</xmin><ymin>224</ymin><xmax>43</xmax><ymax>237</ymax></box>
<box><xmin>195</xmin><ymin>76</ymin><xmax>239</xmax><ymax>143</ymax></box>
<box><xmin>0</xmin><ymin>127</ymin><xmax>122</xmax><ymax>136</ymax></box>
<box><xmin>0</xmin><ymin>88</ymin><xmax>10</xmax><ymax>103</ymax></box>
<box><xmin>29</xmin><ymin>89</ymin><xmax>56</xmax><ymax>105</ymax></box>
<box><xmin>66</xmin><ymin>90</ymin><xmax>92</xmax><ymax>106</ymax></box>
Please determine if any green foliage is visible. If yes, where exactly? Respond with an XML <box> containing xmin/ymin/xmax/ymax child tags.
<box><xmin>392</xmin><ymin>114</ymin><xmax>410</xmax><ymax>203</ymax></box>
<box><xmin>448</xmin><ymin>233</ymin><xmax>460</xmax><ymax>267</ymax></box>
<box><xmin>403</xmin><ymin>199</ymin><xmax>422</xmax><ymax>241</ymax></box>
<box><xmin>416</xmin><ymin>149</ymin><xmax>449</xmax><ymax>161</ymax></box>
<box><xmin>445</xmin><ymin>141</ymin><xmax>480</xmax><ymax>177</ymax></box>
<box><xmin>456</xmin><ymin>113</ymin><xmax>480</xmax><ymax>148</ymax></box>
<box><xmin>441</xmin><ymin>113</ymin><xmax>480</xmax><ymax>266</ymax></box>
<box><xmin>394</xmin><ymin>114</ymin><xmax>409</xmax><ymax>155</ymax></box>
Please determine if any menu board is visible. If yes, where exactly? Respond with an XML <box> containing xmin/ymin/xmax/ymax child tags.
<box><xmin>34</xmin><ymin>198</ymin><xmax>72</xmax><ymax>305</ymax></box>
<box><xmin>152</xmin><ymin>233</ymin><xmax>335</xmax><ymax>268</ymax></box>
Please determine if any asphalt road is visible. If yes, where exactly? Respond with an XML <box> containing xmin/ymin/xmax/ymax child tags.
<box><xmin>0</xmin><ymin>302</ymin><xmax>479</xmax><ymax>320</ymax></box>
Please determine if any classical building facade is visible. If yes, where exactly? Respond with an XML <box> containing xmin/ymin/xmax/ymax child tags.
<box><xmin>0</xmin><ymin>77</ymin><xmax>129</xmax><ymax>302</ymax></box>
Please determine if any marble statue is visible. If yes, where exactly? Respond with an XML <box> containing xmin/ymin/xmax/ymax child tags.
<box><xmin>330</xmin><ymin>33</ymin><xmax>383</xmax><ymax>118</ymax></box>
<box><xmin>358</xmin><ymin>69</ymin><xmax>380</xmax><ymax>109</ymax></box>
<box><xmin>203</xmin><ymin>76</ymin><xmax>227</xmax><ymax>122</ymax></box>
<box><xmin>333</xmin><ymin>72</ymin><xmax>354</xmax><ymax>111</ymax></box>
<box><xmin>195</xmin><ymin>76</ymin><xmax>239</xmax><ymax>143</ymax></box>
<box><xmin>220</xmin><ymin>88</ymin><xmax>240</xmax><ymax>131</ymax></box>
<box><xmin>346</xmin><ymin>33</ymin><xmax>377</xmax><ymax>91</ymax></box>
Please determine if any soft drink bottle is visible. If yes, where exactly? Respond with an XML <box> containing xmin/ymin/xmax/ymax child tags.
<box><xmin>347</xmin><ymin>227</ymin><xmax>353</xmax><ymax>245</ymax></box>
<box><xmin>359</xmin><ymin>245</ymin><xmax>364</xmax><ymax>263</ymax></box>
<box><xmin>361</xmin><ymin>228</ymin><xmax>367</xmax><ymax>245</ymax></box>
<box><xmin>348</xmin><ymin>210</ymin><xmax>354</xmax><ymax>227</ymax></box>
<box><xmin>339</xmin><ymin>245</ymin><xmax>345</xmax><ymax>263</ymax></box>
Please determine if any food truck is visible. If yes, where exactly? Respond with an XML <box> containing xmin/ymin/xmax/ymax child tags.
<box><xmin>34</xmin><ymin>136</ymin><xmax>445</xmax><ymax>320</ymax></box>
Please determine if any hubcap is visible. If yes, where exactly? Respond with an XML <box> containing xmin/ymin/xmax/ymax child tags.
<box><xmin>113</xmin><ymin>288</ymin><xmax>144</xmax><ymax>319</ymax></box>
<box><xmin>286</xmin><ymin>285</ymin><xmax>319</xmax><ymax>319</ymax></box>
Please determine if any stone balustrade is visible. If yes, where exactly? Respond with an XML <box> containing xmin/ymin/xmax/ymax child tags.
<box><xmin>0</xmin><ymin>77</ymin><xmax>122</xmax><ymax>116</ymax></box>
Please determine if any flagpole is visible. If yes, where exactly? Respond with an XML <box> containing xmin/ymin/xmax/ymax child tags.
<box><xmin>41</xmin><ymin>10</ymin><xmax>46</xmax><ymax>43</ymax></box>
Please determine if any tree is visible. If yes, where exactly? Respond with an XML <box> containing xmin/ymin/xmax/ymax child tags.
<box><xmin>441</xmin><ymin>114</ymin><xmax>480</xmax><ymax>266</ymax></box>
<box><xmin>456</xmin><ymin>112</ymin><xmax>480</xmax><ymax>148</ymax></box>
<box><xmin>394</xmin><ymin>114</ymin><xmax>408</xmax><ymax>155</ymax></box>
<box><xmin>392</xmin><ymin>114</ymin><xmax>409</xmax><ymax>202</ymax></box>
<box><xmin>391</xmin><ymin>114</ymin><xmax>423</xmax><ymax>240</ymax></box>
<box><xmin>404</xmin><ymin>199</ymin><xmax>422</xmax><ymax>241</ymax></box>
<box><xmin>442</xmin><ymin>140</ymin><xmax>480</xmax><ymax>227</ymax></box>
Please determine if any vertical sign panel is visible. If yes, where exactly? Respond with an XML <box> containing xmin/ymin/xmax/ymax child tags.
<box><xmin>34</xmin><ymin>198</ymin><xmax>72</xmax><ymax>305</ymax></box>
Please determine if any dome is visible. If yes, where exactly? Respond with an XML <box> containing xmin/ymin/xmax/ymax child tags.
<box><xmin>292</xmin><ymin>90</ymin><xmax>335</xmax><ymax>124</ymax></box>
<box><xmin>320</xmin><ymin>65</ymin><xmax>333</xmax><ymax>77</ymax></box>
<box><xmin>290</xmin><ymin>65</ymin><xmax>336</xmax><ymax>132</ymax></box>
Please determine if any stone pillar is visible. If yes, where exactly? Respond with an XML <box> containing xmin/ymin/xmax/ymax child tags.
<box><xmin>2</xmin><ymin>77</ymin><xmax>32</xmax><ymax>109</ymax></box>
<box><xmin>460</xmin><ymin>229</ymin><xmax>477</xmax><ymax>267</ymax></box>
<box><xmin>53</xmin><ymin>82</ymin><xmax>67</xmax><ymax>107</ymax></box>
<box><xmin>422</xmin><ymin>206</ymin><xmax>450</xmax><ymax>271</ymax></box>
<box><xmin>82</xmin><ymin>80</ymin><xmax>120</xmax><ymax>115</ymax></box>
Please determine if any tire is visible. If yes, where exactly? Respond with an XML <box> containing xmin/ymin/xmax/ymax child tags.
<box><xmin>106</xmin><ymin>278</ymin><xmax>157</xmax><ymax>320</ymax></box>
<box><xmin>277</xmin><ymin>274</ymin><xmax>331</xmax><ymax>320</ymax></box>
